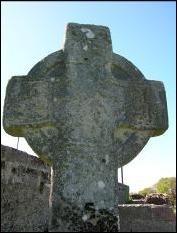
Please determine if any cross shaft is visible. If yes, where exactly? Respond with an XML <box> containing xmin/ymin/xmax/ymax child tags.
<box><xmin>3</xmin><ymin>23</ymin><xmax>168</xmax><ymax>232</ymax></box>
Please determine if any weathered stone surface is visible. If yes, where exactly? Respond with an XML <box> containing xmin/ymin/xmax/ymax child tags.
<box><xmin>117</xmin><ymin>183</ymin><xmax>129</xmax><ymax>204</ymax></box>
<box><xmin>3</xmin><ymin>23</ymin><xmax>168</xmax><ymax>232</ymax></box>
<box><xmin>1</xmin><ymin>145</ymin><xmax>50</xmax><ymax>232</ymax></box>
<box><xmin>2</xmin><ymin>145</ymin><xmax>175</xmax><ymax>232</ymax></box>
<box><xmin>118</xmin><ymin>204</ymin><xmax>176</xmax><ymax>232</ymax></box>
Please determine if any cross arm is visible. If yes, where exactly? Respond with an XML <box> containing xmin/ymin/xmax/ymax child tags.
<box><xmin>3</xmin><ymin>76</ymin><xmax>53</xmax><ymax>137</ymax></box>
<box><xmin>114</xmin><ymin>79</ymin><xmax>168</xmax><ymax>136</ymax></box>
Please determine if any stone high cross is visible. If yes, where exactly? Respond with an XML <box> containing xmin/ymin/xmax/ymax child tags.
<box><xmin>3</xmin><ymin>23</ymin><xmax>168</xmax><ymax>232</ymax></box>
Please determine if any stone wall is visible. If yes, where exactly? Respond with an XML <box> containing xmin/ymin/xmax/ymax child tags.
<box><xmin>118</xmin><ymin>204</ymin><xmax>176</xmax><ymax>232</ymax></box>
<box><xmin>1</xmin><ymin>145</ymin><xmax>50</xmax><ymax>232</ymax></box>
<box><xmin>1</xmin><ymin>145</ymin><xmax>176</xmax><ymax>232</ymax></box>
<box><xmin>117</xmin><ymin>183</ymin><xmax>129</xmax><ymax>204</ymax></box>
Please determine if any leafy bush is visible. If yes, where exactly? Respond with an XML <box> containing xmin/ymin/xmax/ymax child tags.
<box><xmin>130</xmin><ymin>193</ymin><xmax>145</xmax><ymax>199</ymax></box>
<box><xmin>138</xmin><ymin>177</ymin><xmax>176</xmax><ymax>207</ymax></box>
<box><xmin>145</xmin><ymin>193</ymin><xmax>170</xmax><ymax>205</ymax></box>
<box><xmin>156</xmin><ymin>177</ymin><xmax>176</xmax><ymax>206</ymax></box>
<box><xmin>138</xmin><ymin>187</ymin><xmax>155</xmax><ymax>196</ymax></box>
<box><xmin>125</xmin><ymin>197</ymin><xmax>134</xmax><ymax>204</ymax></box>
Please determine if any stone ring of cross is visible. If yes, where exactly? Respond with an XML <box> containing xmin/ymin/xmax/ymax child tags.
<box><xmin>3</xmin><ymin>23</ymin><xmax>168</xmax><ymax>232</ymax></box>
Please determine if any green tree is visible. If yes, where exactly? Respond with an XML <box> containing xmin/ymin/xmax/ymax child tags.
<box><xmin>156</xmin><ymin>177</ymin><xmax>176</xmax><ymax>207</ymax></box>
<box><xmin>137</xmin><ymin>177</ymin><xmax>176</xmax><ymax>207</ymax></box>
<box><xmin>138</xmin><ymin>187</ymin><xmax>155</xmax><ymax>196</ymax></box>
<box><xmin>156</xmin><ymin>177</ymin><xmax>176</xmax><ymax>194</ymax></box>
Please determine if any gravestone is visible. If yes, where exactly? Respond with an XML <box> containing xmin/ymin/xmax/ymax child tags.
<box><xmin>3</xmin><ymin>23</ymin><xmax>168</xmax><ymax>232</ymax></box>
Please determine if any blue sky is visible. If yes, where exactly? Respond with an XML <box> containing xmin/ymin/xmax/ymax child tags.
<box><xmin>1</xmin><ymin>1</ymin><xmax>176</xmax><ymax>192</ymax></box>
